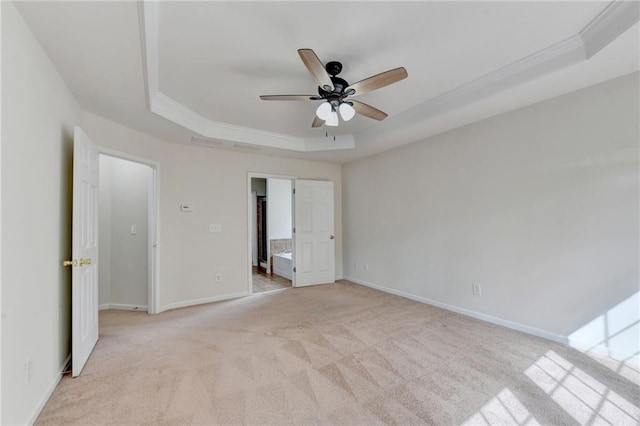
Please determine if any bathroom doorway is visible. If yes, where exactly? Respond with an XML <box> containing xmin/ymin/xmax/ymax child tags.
<box><xmin>249</xmin><ymin>174</ymin><xmax>294</xmax><ymax>293</ymax></box>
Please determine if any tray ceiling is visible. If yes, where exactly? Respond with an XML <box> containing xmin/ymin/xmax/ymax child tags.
<box><xmin>15</xmin><ymin>1</ymin><xmax>639</xmax><ymax>162</ymax></box>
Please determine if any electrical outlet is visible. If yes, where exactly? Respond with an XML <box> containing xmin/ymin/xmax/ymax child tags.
<box><xmin>473</xmin><ymin>283</ymin><xmax>482</xmax><ymax>295</ymax></box>
<box><xmin>209</xmin><ymin>224</ymin><xmax>222</xmax><ymax>233</ymax></box>
<box><xmin>364</xmin><ymin>264</ymin><xmax>370</xmax><ymax>271</ymax></box>
<box><xmin>215</xmin><ymin>273</ymin><xmax>223</xmax><ymax>283</ymax></box>
<box><xmin>25</xmin><ymin>358</ymin><xmax>32</xmax><ymax>383</ymax></box>
<box><xmin>353</xmin><ymin>261</ymin><xmax>358</xmax><ymax>269</ymax></box>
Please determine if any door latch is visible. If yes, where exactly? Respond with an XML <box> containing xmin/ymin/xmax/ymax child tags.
<box><xmin>63</xmin><ymin>258</ymin><xmax>92</xmax><ymax>267</ymax></box>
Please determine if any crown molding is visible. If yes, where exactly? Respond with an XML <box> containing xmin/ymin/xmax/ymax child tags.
<box><xmin>138</xmin><ymin>1</ymin><xmax>354</xmax><ymax>152</ymax></box>
<box><xmin>354</xmin><ymin>0</ymin><xmax>639</xmax><ymax>146</ymax></box>
<box><xmin>386</xmin><ymin>35</ymin><xmax>586</xmax><ymax>127</ymax></box>
<box><xmin>139</xmin><ymin>1</ymin><xmax>638</xmax><ymax>154</ymax></box>
<box><xmin>581</xmin><ymin>0</ymin><xmax>640</xmax><ymax>59</ymax></box>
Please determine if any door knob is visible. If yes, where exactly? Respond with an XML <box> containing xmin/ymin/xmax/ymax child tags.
<box><xmin>62</xmin><ymin>258</ymin><xmax>91</xmax><ymax>267</ymax></box>
<box><xmin>330</xmin><ymin>235</ymin><xmax>335</xmax><ymax>240</ymax></box>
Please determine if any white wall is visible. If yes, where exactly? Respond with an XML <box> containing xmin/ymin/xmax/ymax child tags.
<box><xmin>1</xmin><ymin>2</ymin><xmax>81</xmax><ymax>424</ymax></box>
<box><xmin>343</xmin><ymin>72</ymin><xmax>639</xmax><ymax>359</ymax></box>
<box><xmin>81</xmin><ymin>111</ymin><xmax>343</xmax><ymax>311</ymax></box>
<box><xmin>99</xmin><ymin>155</ymin><xmax>150</xmax><ymax>309</ymax></box>
<box><xmin>267</xmin><ymin>178</ymin><xmax>292</xmax><ymax>240</ymax></box>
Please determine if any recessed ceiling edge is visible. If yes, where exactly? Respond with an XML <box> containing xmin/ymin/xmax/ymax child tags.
<box><xmin>139</xmin><ymin>1</ymin><xmax>638</xmax><ymax>154</ymax></box>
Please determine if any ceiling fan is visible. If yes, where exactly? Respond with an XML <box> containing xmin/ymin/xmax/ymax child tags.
<box><xmin>260</xmin><ymin>49</ymin><xmax>408</xmax><ymax>128</ymax></box>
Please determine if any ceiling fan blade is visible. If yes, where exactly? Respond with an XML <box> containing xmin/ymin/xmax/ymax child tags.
<box><xmin>311</xmin><ymin>115</ymin><xmax>324</xmax><ymax>128</ymax></box>
<box><xmin>259</xmin><ymin>95</ymin><xmax>318</xmax><ymax>101</ymax></box>
<box><xmin>298</xmin><ymin>49</ymin><xmax>334</xmax><ymax>92</ymax></box>
<box><xmin>350</xmin><ymin>100</ymin><xmax>388</xmax><ymax>121</ymax></box>
<box><xmin>345</xmin><ymin>67</ymin><xmax>408</xmax><ymax>96</ymax></box>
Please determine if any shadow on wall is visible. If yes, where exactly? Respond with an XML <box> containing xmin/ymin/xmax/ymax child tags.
<box><xmin>59</xmin><ymin>125</ymin><xmax>74</xmax><ymax>357</ymax></box>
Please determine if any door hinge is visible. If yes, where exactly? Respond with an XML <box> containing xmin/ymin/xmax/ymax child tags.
<box><xmin>293</xmin><ymin>188</ymin><xmax>295</xmax><ymax>194</ymax></box>
<box><xmin>293</xmin><ymin>227</ymin><xmax>296</xmax><ymax>233</ymax></box>
<box><xmin>293</xmin><ymin>267</ymin><xmax>296</xmax><ymax>273</ymax></box>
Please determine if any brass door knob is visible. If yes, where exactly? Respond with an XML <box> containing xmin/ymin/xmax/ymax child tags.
<box><xmin>63</xmin><ymin>258</ymin><xmax>91</xmax><ymax>267</ymax></box>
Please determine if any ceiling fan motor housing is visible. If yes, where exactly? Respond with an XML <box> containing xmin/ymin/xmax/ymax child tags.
<box><xmin>325</xmin><ymin>61</ymin><xmax>343</xmax><ymax>76</ymax></box>
<box><xmin>317</xmin><ymin>60</ymin><xmax>349</xmax><ymax>103</ymax></box>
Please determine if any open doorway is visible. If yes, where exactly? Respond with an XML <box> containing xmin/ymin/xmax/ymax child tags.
<box><xmin>98</xmin><ymin>153</ymin><xmax>155</xmax><ymax>312</ymax></box>
<box><xmin>249</xmin><ymin>175</ymin><xmax>294</xmax><ymax>293</ymax></box>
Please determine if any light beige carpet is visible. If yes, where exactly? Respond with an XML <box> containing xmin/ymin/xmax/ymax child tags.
<box><xmin>36</xmin><ymin>281</ymin><xmax>639</xmax><ymax>425</ymax></box>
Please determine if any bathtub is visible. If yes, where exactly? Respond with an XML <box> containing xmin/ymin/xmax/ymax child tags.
<box><xmin>273</xmin><ymin>251</ymin><xmax>293</xmax><ymax>280</ymax></box>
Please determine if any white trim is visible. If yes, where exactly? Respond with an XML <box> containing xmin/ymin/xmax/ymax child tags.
<box><xmin>138</xmin><ymin>1</ymin><xmax>638</xmax><ymax>154</ymax></box>
<box><xmin>581</xmin><ymin>0</ymin><xmax>640</xmax><ymax>59</ymax></box>
<box><xmin>97</xmin><ymin>147</ymin><xmax>161</xmax><ymax>314</ymax></box>
<box><xmin>27</xmin><ymin>354</ymin><xmax>71</xmax><ymax>425</ymax></box>
<box><xmin>99</xmin><ymin>304</ymin><xmax>148</xmax><ymax>312</ymax></box>
<box><xmin>159</xmin><ymin>291</ymin><xmax>249</xmax><ymax>313</ymax></box>
<box><xmin>387</xmin><ymin>35</ymin><xmax>585</xmax><ymax>128</ymax></box>
<box><xmin>344</xmin><ymin>276</ymin><xmax>568</xmax><ymax>345</ymax></box>
<box><xmin>304</xmin><ymin>135</ymin><xmax>354</xmax><ymax>151</ymax></box>
<box><xmin>138</xmin><ymin>1</ymin><xmax>354</xmax><ymax>153</ymax></box>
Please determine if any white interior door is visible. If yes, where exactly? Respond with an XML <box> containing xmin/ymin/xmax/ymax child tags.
<box><xmin>70</xmin><ymin>127</ymin><xmax>99</xmax><ymax>377</ymax></box>
<box><xmin>294</xmin><ymin>180</ymin><xmax>335</xmax><ymax>287</ymax></box>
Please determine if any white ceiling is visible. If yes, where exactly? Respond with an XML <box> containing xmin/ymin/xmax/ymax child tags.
<box><xmin>15</xmin><ymin>1</ymin><xmax>640</xmax><ymax>163</ymax></box>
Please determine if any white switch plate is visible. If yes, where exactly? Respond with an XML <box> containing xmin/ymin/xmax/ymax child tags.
<box><xmin>130</xmin><ymin>225</ymin><xmax>137</xmax><ymax>235</ymax></box>
<box><xmin>473</xmin><ymin>283</ymin><xmax>482</xmax><ymax>295</ymax></box>
<box><xmin>215</xmin><ymin>273</ymin><xmax>223</xmax><ymax>282</ymax></box>
<box><xmin>180</xmin><ymin>203</ymin><xmax>194</xmax><ymax>212</ymax></box>
<box><xmin>209</xmin><ymin>224</ymin><xmax>222</xmax><ymax>232</ymax></box>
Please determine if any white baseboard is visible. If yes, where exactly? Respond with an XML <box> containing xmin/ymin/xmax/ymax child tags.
<box><xmin>99</xmin><ymin>303</ymin><xmax>147</xmax><ymax>312</ymax></box>
<box><xmin>27</xmin><ymin>354</ymin><xmax>71</xmax><ymax>425</ymax></box>
<box><xmin>344</xmin><ymin>276</ymin><xmax>568</xmax><ymax>345</ymax></box>
<box><xmin>159</xmin><ymin>291</ymin><xmax>249</xmax><ymax>313</ymax></box>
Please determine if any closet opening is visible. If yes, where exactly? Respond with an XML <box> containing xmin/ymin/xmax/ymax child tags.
<box><xmin>98</xmin><ymin>152</ymin><xmax>157</xmax><ymax>313</ymax></box>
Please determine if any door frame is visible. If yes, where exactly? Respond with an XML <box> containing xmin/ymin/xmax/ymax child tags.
<box><xmin>98</xmin><ymin>147</ymin><xmax>160</xmax><ymax>314</ymax></box>
<box><xmin>247</xmin><ymin>172</ymin><xmax>296</xmax><ymax>294</ymax></box>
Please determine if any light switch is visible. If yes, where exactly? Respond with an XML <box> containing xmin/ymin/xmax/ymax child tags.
<box><xmin>209</xmin><ymin>224</ymin><xmax>222</xmax><ymax>233</ymax></box>
<box><xmin>180</xmin><ymin>203</ymin><xmax>194</xmax><ymax>212</ymax></box>
<box><xmin>130</xmin><ymin>225</ymin><xmax>137</xmax><ymax>235</ymax></box>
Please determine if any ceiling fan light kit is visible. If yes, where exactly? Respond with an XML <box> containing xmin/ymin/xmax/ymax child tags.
<box><xmin>325</xmin><ymin>109</ymin><xmax>339</xmax><ymax>127</ymax></box>
<box><xmin>260</xmin><ymin>48</ymin><xmax>407</xmax><ymax>128</ymax></box>
<box><xmin>316</xmin><ymin>101</ymin><xmax>333</xmax><ymax>120</ymax></box>
<box><xmin>339</xmin><ymin>103</ymin><xmax>356</xmax><ymax>121</ymax></box>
